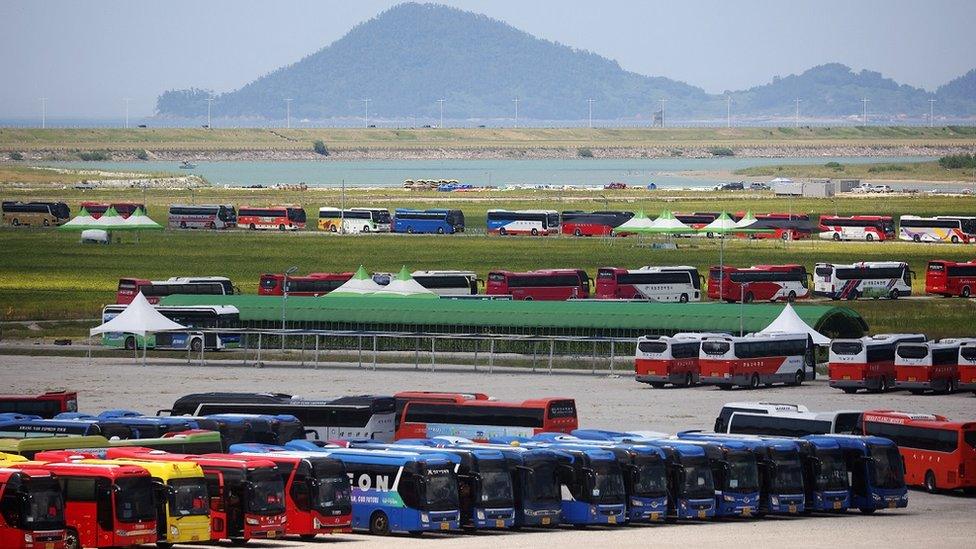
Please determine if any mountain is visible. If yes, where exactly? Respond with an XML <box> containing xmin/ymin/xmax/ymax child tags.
<box><xmin>156</xmin><ymin>3</ymin><xmax>975</xmax><ymax>121</ymax></box>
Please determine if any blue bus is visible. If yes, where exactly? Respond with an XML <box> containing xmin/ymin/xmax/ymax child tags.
<box><xmin>265</xmin><ymin>441</ymin><xmax>463</xmax><ymax>535</ymax></box>
<box><xmin>677</xmin><ymin>432</ymin><xmax>806</xmax><ymax>515</ymax></box>
<box><xmin>804</xmin><ymin>434</ymin><xmax>908</xmax><ymax>514</ymax></box>
<box><xmin>59</xmin><ymin>410</ymin><xmax>200</xmax><ymax>438</ymax></box>
<box><xmin>347</xmin><ymin>440</ymin><xmax>515</xmax><ymax>530</ymax></box>
<box><xmin>572</xmin><ymin>430</ymin><xmax>717</xmax><ymax>520</ymax></box>
<box><xmin>522</xmin><ymin>433</ymin><xmax>670</xmax><ymax>523</ymax></box>
<box><xmin>393</xmin><ymin>209</ymin><xmax>465</xmax><ymax>234</ymax></box>
<box><xmin>789</xmin><ymin>437</ymin><xmax>851</xmax><ymax>512</ymax></box>
<box><xmin>0</xmin><ymin>416</ymin><xmax>120</xmax><ymax>438</ymax></box>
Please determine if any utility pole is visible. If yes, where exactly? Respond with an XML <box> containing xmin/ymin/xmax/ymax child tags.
<box><xmin>39</xmin><ymin>98</ymin><xmax>47</xmax><ymax>129</ymax></box>
<box><xmin>861</xmin><ymin>98</ymin><xmax>870</xmax><ymax>126</ymax></box>
<box><xmin>794</xmin><ymin>98</ymin><xmax>802</xmax><ymax>128</ymax></box>
<box><xmin>587</xmin><ymin>98</ymin><xmax>595</xmax><ymax>128</ymax></box>
<box><xmin>284</xmin><ymin>98</ymin><xmax>293</xmax><ymax>129</ymax></box>
<box><xmin>205</xmin><ymin>97</ymin><xmax>214</xmax><ymax>128</ymax></box>
<box><xmin>928</xmin><ymin>99</ymin><xmax>936</xmax><ymax>127</ymax></box>
<box><xmin>123</xmin><ymin>98</ymin><xmax>131</xmax><ymax>129</ymax></box>
<box><xmin>361</xmin><ymin>98</ymin><xmax>370</xmax><ymax>128</ymax></box>
<box><xmin>726</xmin><ymin>95</ymin><xmax>732</xmax><ymax>128</ymax></box>
<box><xmin>437</xmin><ymin>98</ymin><xmax>445</xmax><ymax>128</ymax></box>
<box><xmin>658</xmin><ymin>98</ymin><xmax>667</xmax><ymax>128</ymax></box>
<box><xmin>512</xmin><ymin>97</ymin><xmax>520</xmax><ymax>128</ymax></box>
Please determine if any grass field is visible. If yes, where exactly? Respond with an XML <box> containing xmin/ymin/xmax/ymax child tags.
<box><xmin>735</xmin><ymin>160</ymin><xmax>976</xmax><ymax>182</ymax></box>
<box><xmin>2</xmin><ymin>126</ymin><xmax>976</xmax><ymax>153</ymax></box>
<box><xmin>2</xmin><ymin>187</ymin><xmax>976</xmax><ymax>338</ymax></box>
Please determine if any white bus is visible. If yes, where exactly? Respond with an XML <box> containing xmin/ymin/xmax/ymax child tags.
<box><xmin>167</xmin><ymin>204</ymin><xmax>237</xmax><ymax>230</ymax></box>
<box><xmin>699</xmin><ymin>333</ymin><xmax>815</xmax><ymax>389</ymax></box>
<box><xmin>713</xmin><ymin>402</ymin><xmax>862</xmax><ymax>435</ymax></box>
<box><xmin>898</xmin><ymin>215</ymin><xmax>976</xmax><ymax>244</ymax></box>
<box><xmin>410</xmin><ymin>270</ymin><xmax>479</xmax><ymax>296</ymax></box>
<box><xmin>813</xmin><ymin>262</ymin><xmax>913</xmax><ymax>300</ymax></box>
<box><xmin>596</xmin><ymin>266</ymin><xmax>702</xmax><ymax>302</ymax></box>
<box><xmin>486</xmin><ymin>209</ymin><xmax>560</xmax><ymax>236</ymax></box>
<box><xmin>827</xmin><ymin>333</ymin><xmax>927</xmax><ymax>393</ymax></box>
<box><xmin>942</xmin><ymin>339</ymin><xmax>976</xmax><ymax>393</ymax></box>
<box><xmin>894</xmin><ymin>341</ymin><xmax>960</xmax><ymax>394</ymax></box>
<box><xmin>317</xmin><ymin>207</ymin><xmax>390</xmax><ymax>233</ymax></box>
<box><xmin>634</xmin><ymin>333</ymin><xmax>727</xmax><ymax>388</ymax></box>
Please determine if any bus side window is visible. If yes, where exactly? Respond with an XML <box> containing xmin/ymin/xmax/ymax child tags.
<box><xmin>204</xmin><ymin>473</ymin><xmax>223</xmax><ymax>512</ymax></box>
<box><xmin>95</xmin><ymin>479</ymin><xmax>114</xmax><ymax>532</ymax></box>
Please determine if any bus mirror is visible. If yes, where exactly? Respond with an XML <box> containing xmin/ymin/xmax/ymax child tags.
<box><xmin>514</xmin><ymin>465</ymin><xmax>534</xmax><ymax>477</ymax></box>
<box><xmin>155</xmin><ymin>409</ymin><xmax>172</xmax><ymax>416</ymax></box>
<box><xmin>304</xmin><ymin>429</ymin><xmax>320</xmax><ymax>440</ymax></box>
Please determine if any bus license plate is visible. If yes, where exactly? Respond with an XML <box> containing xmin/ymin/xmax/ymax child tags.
<box><xmin>45</xmin><ymin>544</ymin><xmax>54</xmax><ymax>549</ymax></box>
<box><xmin>741</xmin><ymin>507</ymin><xmax>751</xmax><ymax>517</ymax></box>
<box><xmin>650</xmin><ymin>512</ymin><xmax>660</xmax><ymax>521</ymax></box>
<box><xmin>267</xmin><ymin>531</ymin><xmax>276</xmax><ymax>539</ymax></box>
<box><xmin>843</xmin><ymin>375</ymin><xmax>851</xmax><ymax>380</ymax></box>
<box><xmin>608</xmin><ymin>515</ymin><xmax>617</xmax><ymax>524</ymax></box>
<box><xmin>496</xmin><ymin>519</ymin><xmax>505</xmax><ymax>528</ymax></box>
<box><xmin>908</xmin><ymin>377</ymin><xmax>916</xmax><ymax>382</ymax></box>
<box><xmin>697</xmin><ymin>509</ymin><xmax>707</xmax><ymax>519</ymax></box>
<box><xmin>888</xmin><ymin>501</ymin><xmax>896</xmax><ymax>509</ymax></box>
<box><xmin>440</xmin><ymin>522</ymin><xmax>450</xmax><ymax>530</ymax></box>
<box><xmin>788</xmin><ymin>504</ymin><xmax>797</xmax><ymax>514</ymax></box>
<box><xmin>711</xmin><ymin>372</ymin><xmax>720</xmax><ymax>377</ymax></box>
<box><xmin>542</xmin><ymin>516</ymin><xmax>551</xmax><ymax>525</ymax></box>
<box><xmin>833</xmin><ymin>501</ymin><xmax>842</xmax><ymax>510</ymax></box>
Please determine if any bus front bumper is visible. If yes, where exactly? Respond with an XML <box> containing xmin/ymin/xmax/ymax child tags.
<box><xmin>420</xmin><ymin>511</ymin><xmax>460</xmax><ymax>531</ymax></box>
<box><xmin>168</xmin><ymin>517</ymin><xmax>212</xmax><ymax>543</ymax></box>
<box><xmin>473</xmin><ymin>508</ymin><xmax>515</xmax><ymax>529</ymax></box>
<box><xmin>519</xmin><ymin>507</ymin><xmax>561</xmax><ymax>527</ymax></box>
<box><xmin>627</xmin><ymin>497</ymin><xmax>668</xmax><ymax>522</ymax></box>
<box><xmin>768</xmin><ymin>495</ymin><xmax>806</xmax><ymax>515</ymax></box>
<box><xmin>862</xmin><ymin>491</ymin><xmax>908</xmax><ymax>511</ymax></box>
<box><xmin>676</xmin><ymin>498</ymin><xmax>715</xmax><ymax>520</ymax></box>
<box><xmin>312</xmin><ymin>513</ymin><xmax>353</xmax><ymax>534</ymax></box>
<box><xmin>813</xmin><ymin>490</ymin><xmax>850</xmax><ymax>512</ymax></box>
<box><xmin>716</xmin><ymin>492</ymin><xmax>760</xmax><ymax>517</ymax></box>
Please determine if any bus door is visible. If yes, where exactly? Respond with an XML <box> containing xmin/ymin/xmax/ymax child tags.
<box><xmin>203</xmin><ymin>471</ymin><xmax>231</xmax><ymax>539</ymax></box>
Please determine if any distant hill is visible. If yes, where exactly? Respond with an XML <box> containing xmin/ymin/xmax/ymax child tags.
<box><xmin>937</xmin><ymin>69</ymin><xmax>976</xmax><ymax>115</ymax></box>
<box><xmin>156</xmin><ymin>3</ymin><xmax>975</xmax><ymax>121</ymax></box>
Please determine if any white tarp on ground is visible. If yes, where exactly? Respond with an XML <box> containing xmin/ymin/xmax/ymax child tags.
<box><xmin>758</xmin><ymin>303</ymin><xmax>831</xmax><ymax>345</ymax></box>
<box><xmin>89</xmin><ymin>292</ymin><xmax>185</xmax><ymax>336</ymax></box>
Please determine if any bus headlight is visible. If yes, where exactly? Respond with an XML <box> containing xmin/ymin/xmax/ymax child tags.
<box><xmin>170</xmin><ymin>526</ymin><xmax>179</xmax><ymax>537</ymax></box>
<box><xmin>724</xmin><ymin>495</ymin><xmax>735</xmax><ymax>502</ymax></box>
<box><xmin>246</xmin><ymin>518</ymin><xmax>259</xmax><ymax>525</ymax></box>
<box><xmin>770</xmin><ymin>496</ymin><xmax>779</xmax><ymax>506</ymax></box>
<box><xmin>631</xmin><ymin>499</ymin><xmax>643</xmax><ymax>507</ymax></box>
<box><xmin>421</xmin><ymin>513</ymin><xmax>430</xmax><ymax>523</ymax></box>
<box><xmin>476</xmin><ymin>510</ymin><xmax>485</xmax><ymax>520</ymax></box>
<box><xmin>23</xmin><ymin>533</ymin><xmax>33</xmax><ymax>543</ymax></box>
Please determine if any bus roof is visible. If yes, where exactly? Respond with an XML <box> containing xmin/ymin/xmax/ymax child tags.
<box><xmin>862</xmin><ymin>410</ymin><xmax>974</xmax><ymax>430</ymax></box>
<box><xmin>815</xmin><ymin>261</ymin><xmax>908</xmax><ymax>269</ymax></box>
<box><xmin>402</xmin><ymin>397</ymin><xmax>572</xmax><ymax>410</ymax></box>
<box><xmin>721</xmin><ymin>402</ymin><xmax>811</xmax><ymax>413</ymax></box>
<box><xmin>29</xmin><ymin>461</ymin><xmax>152</xmax><ymax>479</ymax></box>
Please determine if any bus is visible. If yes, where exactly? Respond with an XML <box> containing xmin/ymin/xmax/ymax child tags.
<box><xmin>410</xmin><ymin>271</ymin><xmax>478</xmax><ymax>296</ymax></box>
<box><xmin>1</xmin><ymin>201</ymin><xmax>70</xmax><ymax>227</ymax></box>
<box><xmin>0</xmin><ymin>467</ymin><xmax>65</xmax><ymax>549</ymax></box>
<box><xmin>0</xmin><ymin>391</ymin><xmax>78</xmax><ymax>418</ymax></box>
<box><xmin>395</xmin><ymin>398</ymin><xmax>578</xmax><ymax>441</ymax></box>
<box><xmin>805</xmin><ymin>435</ymin><xmax>908</xmax><ymax>513</ymax></box>
<box><xmin>258</xmin><ymin>272</ymin><xmax>354</xmax><ymax>296</ymax></box>
<box><xmin>167</xmin><ymin>204</ymin><xmax>237</xmax><ymax>230</ymax></box>
<box><xmin>925</xmin><ymin>260</ymin><xmax>976</xmax><ymax>298</ymax></box>
<box><xmin>699</xmin><ymin>333</ymin><xmax>815</xmax><ymax>389</ymax></box>
<box><xmin>813</xmin><ymin>261</ymin><xmax>913</xmax><ymax>300</ymax></box>
<box><xmin>238</xmin><ymin>205</ymin><xmax>306</xmax><ymax>231</ymax></box>
<box><xmin>861</xmin><ymin>410</ymin><xmax>976</xmax><ymax>493</ymax></box>
<box><xmin>35</xmin><ymin>451</ymin><xmax>212</xmax><ymax>546</ymax></box>
<box><xmin>0</xmin><ymin>432</ymin><xmax>224</xmax><ymax>459</ymax></box>
<box><xmin>275</xmin><ymin>445</ymin><xmax>463</xmax><ymax>535</ymax></box>
<box><xmin>100</xmin><ymin>305</ymin><xmax>240</xmax><ymax>352</ymax></box>
<box><xmin>596</xmin><ymin>266</ymin><xmax>702</xmax><ymax>302</ymax></box>
<box><xmin>560</xmin><ymin>211</ymin><xmax>633</xmax><ymax>237</ymax></box>
<box><xmin>56</xmin><ymin>410</ymin><xmax>199</xmax><ymax>439</ymax></box>
<box><xmin>486</xmin><ymin>210</ymin><xmax>560</xmax><ymax>236</ymax></box>
<box><xmin>634</xmin><ymin>334</ymin><xmax>725</xmax><ymax>388</ymax></box>
<box><xmin>0</xmin><ymin>417</ymin><xmax>118</xmax><ymax>439</ymax></box>
<box><xmin>721</xmin><ymin>410</ymin><xmax>863</xmax><ymax>438</ymax></box>
<box><xmin>101</xmin><ymin>448</ymin><xmax>287</xmax><ymax>542</ymax></box>
<box><xmin>317</xmin><ymin>208</ymin><xmax>389</xmax><ymax>233</ymax></box>
<box><xmin>899</xmin><ymin>215</ymin><xmax>976</xmax><ymax>243</ymax></box>
<box><xmin>739</xmin><ymin>213</ymin><xmax>814</xmax><ymax>241</ymax></box>
<box><xmin>486</xmin><ymin>269</ymin><xmax>590</xmax><ymax>300</ymax></box>
<box><xmin>116</xmin><ymin>276</ymin><xmax>235</xmax><ymax>305</ymax></box>
<box><xmin>165</xmin><ymin>393</ymin><xmax>397</xmax><ymax>442</ymax></box>
<box><xmin>707</xmin><ymin>264</ymin><xmax>810</xmax><ymax>303</ymax></box>
<box><xmin>393</xmin><ymin>209</ymin><xmax>465</xmax><ymax>234</ymax></box>
<box><xmin>949</xmin><ymin>339</ymin><xmax>976</xmax><ymax>394</ymax></box>
<box><xmin>894</xmin><ymin>341</ymin><xmax>960</xmax><ymax>394</ymax></box>
<box><xmin>828</xmin><ymin>334</ymin><xmax>928</xmax><ymax>393</ymax></box>
<box><xmin>80</xmin><ymin>202</ymin><xmax>146</xmax><ymax>219</ymax></box>
<box><xmin>818</xmin><ymin>215</ymin><xmax>895</xmax><ymax>242</ymax></box>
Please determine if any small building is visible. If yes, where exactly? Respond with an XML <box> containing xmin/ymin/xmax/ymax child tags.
<box><xmin>771</xmin><ymin>178</ymin><xmax>803</xmax><ymax>196</ymax></box>
<box><xmin>837</xmin><ymin>179</ymin><xmax>860</xmax><ymax>193</ymax></box>
<box><xmin>803</xmin><ymin>179</ymin><xmax>835</xmax><ymax>198</ymax></box>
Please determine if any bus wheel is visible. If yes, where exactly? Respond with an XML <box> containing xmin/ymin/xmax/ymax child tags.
<box><xmin>124</xmin><ymin>336</ymin><xmax>136</xmax><ymax>350</ymax></box>
<box><xmin>209</xmin><ymin>221</ymin><xmax>216</xmax><ymax>229</ymax></box>
<box><xmin>842</xmin><ymin>387</ymin><xmax>858</xmax><ymax>394</ymax></box>
<box><xmin>951</xmin><ymin>235</ymin><xmax>960</xmax><ymax>244</ymax></box>
<box><xmin>913</xmin><ymin>234</ymin><xmax>921</xmax><ymax>242</ymax></box>
<box><xmin>881</xmin><ymin>376</ymin><xmax>892</xmax><ymax>392</ymax></box>
<box><xmin>684</xmin><ymin>372</ymin><xmax>693</xmax><ymax>387</ymax></box>
<box><xmin>962</xmin><ymin>286</ymin><xmax>971</xmax><ymax>298</ymax></box>
<box><xmin>330</xmin><ymin>225</ymin><xmax>337</xmax><ymax>233</ymax></box>
<box><xmin>865</xmin><ymin>234</ymin><xmax>874</xmax><ymax>242</ymax></box>
<box><xmin>64</xmin><ymin>529</ymin><xmax>81</xmax><ymax>549</ymax></box>
<box><xmin>11</xmin><ymin>218</ymin><xmax>19</xmax><ymax>226</ymax></box>
<box><xmin>847</xmin><ymin>291</ymin><xmax>859</xmax><ymax>301</ymax></box>
<box><xmin>858</xmin><ymin>507</ymin><xmax>876</xmax><ymax>515</ymax></box>
<box><xmin>679</xmin><ymin>293</ymin><xmax>689</xmax><ymax>303</ymax></box>
<box><xmin>791</xmin><ymin>370</ymin><xmax>804</xmax><ymax>386</ymax></box>
<box><xmin>157</xmin><ymin>542</ymin><xmax>174</xmax><ymax>549</ymax></box>
<box><xmin>437</xmin><ymin>227</ymin><xmax>444</xmax><ymax>234</ymax></box>
<box><xmin>499</xmin><ymin>227</ymin><xmax>507</xmax><ymax>236</ymax></box>
<box><xmin>406</xmin><ymin>227</ymin><xmax>413</xmax><ymax>234</ymax></box>
<box><xmin>531</xmin><ymin>228</ymin><xmax>539</xmax><ymax>236</ymax></box>
<box><xmin>924</xmin><ymin>470</ymin><xmax>938</xmax><ymax>493</ymax></box>
<box><xmin>650</xmin><ymin>382</ymin><xmax>665</xmax><ymax>389</ymax></box>
<box><xmin>180</xmin><ymin>221</ymin><xmax>187</xmax><ymax>228</ymax></box>
<box><xmin>249</xmin><ymin>223</ymin><xmax>256</xmax><ymax>230</ymax></box>
<box><xmin>369</xmin><ymin>511</ymin><xmax>391</xmax><ymax>535</ymax></box>
<box><xmin>832</xmin><ymin>233</ymin><xmax>840</xmax><ymax>241</ymax></box>
<box><xmin>744</xmin><ymin>292</ymin><xmax>754</xmax><ymax>303</ymax></box>
<box><xmin>574</xmin><ymin>228</ymin><xmax>582</xmax><ymax>237</ymax></box>
<box><xmin>363</xmin><ymin>225</ymin><xmax>370</xmax><ymax>232</ymax></box>
<box><xmin>278</xmin><ymin>224</ymin><xmax>286</xmax><ymax>231</ymax></box>
<box><xmin>299</xmin><ymin>534</ymin><xmax>317</xmax><ymax>541</ymax></box>
<box><xmin>43</xmin><ymin>218</ymin><xmax>50</xmax><ymax>226</ymax></box>
<box><xmin>888</xmin><ymin>290</ymin><xmax>899</xmax><ymax>300</ymax></box>
<box><xmin>781</xmin><ymin>232</ymin><xmax>789</xmax><ymax>241</ymax></box>
<box><xmin>750</xmin><ymin>374</ymin><xmax>760</xmax><ymax>389</ymax></box>
<box><xmin>787</xmin><ymin>291</ymin><xmax>797</xmax><ymax>302</ymax></box>
<box><xmin>229</xmin><ymin>538</ymin><xmax>249</xmax><ymax>546</ymax></box>
<box><xmin>190</xmin><ymin>338</ymin><xmax>203</xmax><ymax>353</ymax></box>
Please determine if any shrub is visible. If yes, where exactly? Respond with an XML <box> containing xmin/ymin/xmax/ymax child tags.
<box><xmin>77</xmin><ymin>151</ymin><xmax>109</xmax><ymax>161</ymax></box>
<box><xmin>9</xmin><ymin>152</ymin><xmax>24</xmax><ymax>161</ymax></box>
<box><xmin>938</xmin><ymin>153</ymin><xmax>976</xmax><ymax>170</ymax></box>
<box><xmin>577</xmin><ymin>147</ymin><xmax>594</xmax><ymax>158</ymax></box>
<box><xmin>824</xmin><ymin>161</ymin><xmax>843</xmax><ymax>170</ymax></box>
<box><xmin>708</xmin><ymin>147</ymin><xmax>734</xmax><ymax>157</ymax></box>
<box><xmin>867</xmin><ymin>164</ymin><xmax>909</xmax><ymax>173</ymax></box>
<box><xmin>312</xmin><ymin>140</ymin><xmax>330</xmax><ymax>156</ymax></box>
<box><xmin>135</xmin><ymin>150</ymin><xmax>149</xmax><ymax>160</ymax></box>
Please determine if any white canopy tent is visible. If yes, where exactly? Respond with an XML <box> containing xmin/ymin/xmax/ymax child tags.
<box><xmin>377</xmin><ymin>266</ymin><xmax>438</xmax><ymax>298</ymax></box>
<box><xmin>758</xmin><ymin>303</ymin><xmax>831</xmax><ymax>345</ymax></box>
<box><xmin>326</xmin><ymin>265</ymin><xmax>384</xmax><ymax>296</ymax></box>
<box><xmin>89</xmin><ymin>292</ymin><xmax>186</xmax><ymax>365</ymax></box>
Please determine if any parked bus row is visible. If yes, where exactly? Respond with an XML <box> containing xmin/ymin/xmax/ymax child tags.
<box><xmin>711</xmin><ymin>402</ymin><xmax>976</xmax><ymax>494</ymax></box>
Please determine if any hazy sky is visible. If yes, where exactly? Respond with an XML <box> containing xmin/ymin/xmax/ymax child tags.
<box><xmin>2</xmin><ymin>0</ymin><xmax>973</xmax><ymax>118</ymax></box>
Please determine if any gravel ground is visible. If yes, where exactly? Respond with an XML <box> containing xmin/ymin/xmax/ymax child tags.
<box><xmin>1</xmin><ymin>354</ymin><xmax>974</xmax><ymax>548</ymax></box>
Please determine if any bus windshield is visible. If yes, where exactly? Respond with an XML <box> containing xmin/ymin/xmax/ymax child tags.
<box><xmin>168</xmin><ymin>477</ymin><xmax>209</xmax><ymax>517</ymax></box>
<box><xmin>632</xmin><ymin>457</ymin><xmax>668</xmax><ymax>497</ymax></box>
<box><xmin>526</xmin><ymin>461</ymin><xmax>560</xmax><ymax>502</ymax></box>
<box><xmin>422</xmin><ymin>467</ymin><xmax>459</xmax><ymax>511</ymax></box>
<box><xmin>964</xmin><ymin>430</ymin><xmax>976</xmax><ymax>450</ymax></box>
<box><xmin>315</xmin><ymin>475</ymin><xmax>351</xmax><ymax>512</ymax></box>
<box><xmin>727</xmin><ymin>451</ymin><xmax>759</xmax><ymax>493</ymax></box>
<box><xmin>770</xmin><ymin>451</ymin><xmax>804</xmax><ymax>493</ymax></box>
<box><xmin>868</xmin><ymin>444</ymin><xmax>906</xmax><ymax>489</ymax></box>
<box><xmin>816</xmin><ymin>450</ymin><xmax>849</xmax><ymax>491</ymax></box>
<box><xmin>22</xmin><ymin>478</ymin><xmax>64</xmax><ymax>531</ymax></box>
<box><xmin>590</xmin><ymin>462</ymin><xmax>625</xmax><ymax>502</ymax></box>
<box><xmin>681</xmin><ymin>456</ymin><xmax>714</xmax><ymax>499</ymax></box>
<box><xmin>479</xmin><ymin>462</ymin><xmax>514</xmax><ymax>506</ymax></box>
<box><xmin>831</xmin><ymin>342</ymin><xmax>863</xmax><ymax>355</ymax></box>
<box><xmin>247</xmin><ymin>469</ymin><xmax>286</xmax><ymax>515</ymax></box>
<box><xmin>702</xmin><ymin>341</ymin><xmax>730</xmax><ymax>355</ymax></box>
<box><xmin>372</xmin><ymin>210</ymin><xmax>392</xmax><ymax>224</ymax></box>
<box><xmin>115</xmin><ymin>477</ymin><xmax>156</xmax><ymax>523</ymax></box>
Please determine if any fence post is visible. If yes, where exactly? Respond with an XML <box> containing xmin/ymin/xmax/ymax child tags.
<box><xmin>473</xmin><ymin>339</ymin><xmax>479</xmax><ymax>371</ymax></box>
<box><xmin>592</xmin><ymin>340</ymin><xmax>597</xmax><ymax>374</ymax></box>
<box><xmin>199</xmin><ymin>335</ymin><xmax>205</xmax><ymax>367</ymax></box>
<box><xmin>314</xmin><ymin>335</ymin><xmax>320</xmax><ymax>369</ymax></box>
<box><xmin>489</xmin><ymin>338</ymin><xmax>495</xmax><ymax>374</ymax></box>
<box><xmin>608</xmin><ymin>340</ymin><xmax>615</xmax><ymax>375</ymax></box>
<box><xmin>415</xmin><ymin>337</ymin><xmax>420</xmax><ymax>370</ymax></box>
<box><xmin>256</xmin><ymin>333</ymin><xmax>262</xmax><ymax>367</ymax></box>
<box><xmin>372</xmin><ymin>335</ymin><xmax>378</xmax><ymax>371</ymax></box>
<box><xmin>358</xmin><ymin>336</ymin><xmax>363</xmax><ymax>368</ymax></box>
<box><xmin>532</xmin><ymin>341</ymin><xmax>538</xmax><ymax>373</ymax></box>
<box><xmin>430</xmin><ymin>338</ymin><xmax>436</xmax><ymax>372</ymax></box>
<box><xmin>242</xmin><ymin>332</ymin><xmax>249</xmax><ymax>367</ymax></box>
<box><xmin>548</xmin><ymin>339</ymin><xmax>555</xmax><ymax>375</ymax></box>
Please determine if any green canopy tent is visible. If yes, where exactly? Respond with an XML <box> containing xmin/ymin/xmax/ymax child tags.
<box><xmin>374</xmin><ymin>266</ymin><xmax>439</xmax><ymax>298</ymax></box>
<box><xmin>58</xmin><ymin>207</ymin><xmax>101</xmax><ymax>231</ymax></box>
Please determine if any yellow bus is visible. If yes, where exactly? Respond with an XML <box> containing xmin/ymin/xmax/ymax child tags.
<box><xmin>1</xmin><ymin>201</ymin><xmax>71</xmax><ymax>227</ymax></box>
<box><xmin>0</xmin><ymin>451</ymin><xmax>28</xmax><ymax>464</ymax></box>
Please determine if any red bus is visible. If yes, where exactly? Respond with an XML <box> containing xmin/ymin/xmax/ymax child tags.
<box><xmin>560</xmin><ymin>211</ymin><xmax>633</xmax><ymax>237</ymax></box>
<box><xmin>818</xmin><ymin>215</ymin><xmax>895</xmax><ymax>242</ymax></box>
<box><xmin>707</xmin><ymin>264</ymin><xmax>810</xmax><ymax>303</ymax></box>
<box><xmin>735</xmin><ymin>213</ymin><xmax>813</xmax><ymax>240</ymax></box>
<box><xmin>698</xmin><ymin>333</ymin><xmax>815</xmax><ymax>389</ymax></box>
<box><xmin>486</xmin><ymin>269</ymin><xmax>590</xmax><ymax>300</ymax></box>
<box><xmin>894</xmin><ymin>341</ymin><xmax>960</xmax><ymax>394</ymax></box>
<box><xmin>237</xmin><ymin>206</ymin><xmax>307</xmax><ymax>231</ymax></box>
<box><xmin>861</xmin><ymin>410</ymin><xmax>976</xmax><ymax>493</ymax></box>
<box><xmin>24</xmin><ymin>461</ymin><xmax>157</xmax><ymax>549</ymax></box>
<box><xmin>595</xmin><ymin>266</ymin><xmax>702</xmax><ymax>302</ymax></box>
<box><xmin>258</xmin><ymin>272</ymin><xmax>354</xmax><ymax>297</ymax></box>
<box><xmin>828</xmin><ymin>334</ymin><xmax>928</xmax><ymax>393</ymax></box>
<box><xmin>925</xmin><ymin>260</ymin><xmax>976</xmax><ymax>298</ymax></box>
<box><xmin>944</xmin><ymin>339</ymin><xmax>976</xmax><ymax>394</ymax></box>
<box><xmin>98</xmin><ymin>448</ymin><xmax>287</xmax><ymax>543</ymax></box>
<box><xmin>116</xmin><ymin>277</ymin><xmax>234</xmax><ymax>304</ymax></box>
<box><xmin>228</xmin><ymin>453</ymin><xmax>351</xmax><ymax>539</ymax></box>
<box><xmin>675</xmin><ymin>212</ymin><xmax>718</xmax><ymax>235</ymax></box>
<box><xmin>79</xmin><ymin>202</ymin><xmax>146</xmax><ymax>219</ymax></box>
<box><xmin>0</xmin><ymin>391</ymin><xmax>78</xmax><ymax>418</ymax></box>
<box><xmin>395</xmin><ymin>398</ymin><xmax>578</xmax><ymax>441</ymax></box>
<box><xmin>0</xmin><ymin>467</ymin><xmax>65</xmax><ymax>549</ymax></box>
<box><xmin>633</xmin><ymin>333</ymin><xmax>723</xmax><ymax>388</ymax></box>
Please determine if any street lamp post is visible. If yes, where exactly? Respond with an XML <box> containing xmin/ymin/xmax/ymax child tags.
<box><xmin>281</xmin><ymin>266</ymin><xmax>298</xmax><ymax>349</ymax></box>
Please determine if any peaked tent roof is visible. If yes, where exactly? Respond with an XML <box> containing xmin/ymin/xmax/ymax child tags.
<box><xmin>615</xmin><ymin>210</ymin><xmax>654</xmax><ymax>231</ymax></box>
<box><xmin>122</xmin><ymin>208</ymin><xmax>164</xmax><ymax>229</ymax></box>
<box><xmin>326</xmin><ymin>265</ymin><xmax>384</xmax><ymax>296</ymax></box>
<box><xmin>647</xmin><ymin>210</ymin><xmax>693</xmax><ymax>233</ymax></box>
<box><xmin>377</xmin><ymin>266</ymin><xmax>438</xmax><ymax>298</ymax></box>
<box><xmin>58</xmin><ymin>207</ymin><xmax>100</xmax><ymax>231</ymax></box>
<box><xmin>89</xmin><ymin>292</ymin><xmax>186</xmax><ymax>336</ymax></box>
<box><xmin>734</xmin><ymin>210</ymin><xmax>758</xmax><ymax>229</ymax></box>
<box><xmin>758</xmin><ymin>303</ymin><xmax>830</xmax><ymax>345</ymax></box>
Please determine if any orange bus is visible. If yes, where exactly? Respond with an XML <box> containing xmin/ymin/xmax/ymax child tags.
<box><xmin>237</xmin><ymin>206</ymin><xmax>306</xmax><ymax>231</ymax></box>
